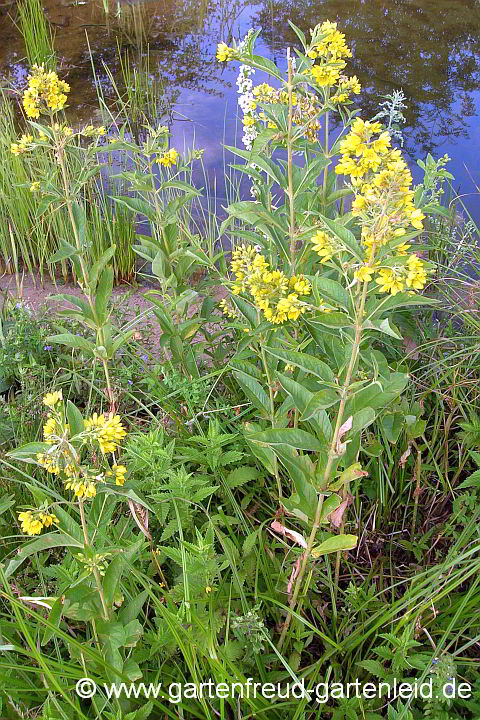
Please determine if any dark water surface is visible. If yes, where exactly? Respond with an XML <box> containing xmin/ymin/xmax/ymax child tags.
<box><xmin>1</xmin><ymin>0</ymin><xmax>479</xmax><ymax>219</ymax></box>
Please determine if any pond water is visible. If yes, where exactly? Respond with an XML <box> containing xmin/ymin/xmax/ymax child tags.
<box><xmin>1</xmin><ymin>0</ymin><xmax>479</xmax><ymax>221</ymax></box>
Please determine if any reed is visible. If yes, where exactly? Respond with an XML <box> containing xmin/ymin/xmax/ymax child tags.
<box><xmin>15</xmin><ymin>0</ymin><xmax>56</xmax><ymax>69</ymax></box>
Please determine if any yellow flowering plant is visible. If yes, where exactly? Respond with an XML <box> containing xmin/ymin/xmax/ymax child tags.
<box><xmin>6</xmin><ymin>390</ymin><xmax>138</xmax><ymax>622</ymax></box>
<box><xmin>9</xmin><ymin>65</ymin><xmax>137</xmax><ymax>407</ymax></box>
<box><xmin>110</xmin><ymin>126</ymin><xmax>219</xmax><ymax>373</ymax></box>
<box><xmin>215</xmin><ymin>21</ymin><xmax>447</xmax><ymax>646</ymax></box>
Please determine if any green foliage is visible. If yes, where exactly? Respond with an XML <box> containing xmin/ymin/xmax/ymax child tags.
<box><xmin>0</xmin><ymin>16</ymin><xmax>479</xmax><ymax>720</ymax></box>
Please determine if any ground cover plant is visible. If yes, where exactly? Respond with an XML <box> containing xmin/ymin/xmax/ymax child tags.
<box><xmin>0</xmin><ymin>17</ymin><xmax>479</xmax><ymax>720</ymax></box>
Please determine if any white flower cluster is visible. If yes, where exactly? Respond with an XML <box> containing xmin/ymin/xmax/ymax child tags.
<box><xmin>236</xmin><ymin>63</ymin><xmax>257</xmax><ymax>150</ymax></box>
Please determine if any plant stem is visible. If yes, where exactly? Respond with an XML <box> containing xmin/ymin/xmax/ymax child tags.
<box><xmin>323</xmin><ymin>109</ymin><xmax>329</xmax><ymax>194</ymax></box>
<box><xmin>286</xmin><ymin>49</ymin><xmax>296</xmax><ymax>274</ymax></box>
<box><xmin>56</xmin><ymin>135</ymin><xmax>114</xmax><ymax>407</ymax></box>
<box><xmin>259</xmin><ymin>320</ymin><xmax>282</xmax><ymax>500</ymax></box>
<box><xmin>411</xmin><ymin>443</ymin><xmax>422</xmax><ymax>536</ymax></box>
<box><xmin>277</xmin><ymin>276</ymin><xmax>370</xmax><ymax>650</ymax></box>
<box><xmin>78</xmin><ymin>498</ymin><xmax>110</xmax><ymax>620</ymax></box>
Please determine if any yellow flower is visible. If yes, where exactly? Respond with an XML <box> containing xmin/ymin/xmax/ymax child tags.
<box><xmin>39</xmin><ymin>512</ymin><xmax>59</xmax><ymax>528</ymax></box>
<box><xmin>405</xmin><ymin>254</ymin><xmax>427</xmax><ymax>289</ymax></box>
<box><xmin>22</xmin><ymin>65</ymin><xmax>70</xmax><ymax>118</ymax></box>
<box><xmin>112</xmin><ymin>464</ymin><xmax>127</xmax><ymax>486</ymax></box>
<box><xmin>85</xmin><ymin>412</ymin><xmax>127</xmax><ymax>454</ymax></box>
<box><xmin>43</xmin><ymin>415</ymin><xmax>57</xmax><ymax>442</ymax></box>
<box><xmin>375</xmin><ymin>269</ymin><xmax>404</xmax><ymax>295</ymax></box>
<box><xmin>18</xmin><ymin>509</ymin><xmax>58</xmax><ymax>535</ymax></box>
<box><xmin>395</xmin><ymin>242</ymin><xmax>411</xmax><ymax>256</ymax></box>
<box><xmin>159</xmin><ymin>148</ymin><xmax>179</xmax><ymax>168</ymax></box>
<box><xmin>18</xmin><ymin>510</ymin><xmax>43</xmax><ymax>535</ymax></box>
<box><xmin>311</xmin><ymin>230</ymin><xmax>334</xmax><ymax>263</ymax></box>
<box><xmin>410</xmin><ymin>208</ymin><xmax>425</xmax><ymax>230</ymax></box>
<box><xmin>65</xmin><ymin>479</ymin><xmax>97</xmax><ymax>499</ymax></box>
<box><xmin>43</xmin><ymin>390</ymin><xmax>62</xmax><ymax>408</ymax></box>
<box><xmin>216</xmin><ymin>43</ymin><xmax>235</xmax><ymax>62</ymax></box>
<box><xmin>354</xmin><ymin>265</ymin><xmax>375</xmax><ymax>283</ymax></box>
<box><xmin>310</xmin><ymin>63</ymin><xmax>344</xmax><ymax>88</ymax></box>
<box><xmin>30</xmin><ymin>181</ymin><xmax>41</xmax><ymax>192</ymax></box>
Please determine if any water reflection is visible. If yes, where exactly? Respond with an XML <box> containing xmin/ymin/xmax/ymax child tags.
<box><xmin>0</xmin><ymin>0</ymin><xmax>479</xmax><ymax>215</ymax></box>
<box><xmin>256</xmin><ymin>0</ymin><xmax>480</xmax><ymax>157</ymax></box>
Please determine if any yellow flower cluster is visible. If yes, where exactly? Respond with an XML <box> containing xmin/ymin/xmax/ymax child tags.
<box><xmin>43</xmin><ymin>414</ymin><xmax>58</xmax><ymax>444</ymax></box>
<box><xmin>30</xmin><ymin>181</ymin><xmax>41</xmax><ymax>192</ymax></box>
<box><xmin>11</xmin><ymin>134</ymin><xmax>33</xmax><ymax>156</ymax></box>
<box><xmin>374</xmin><ymin>255</ymin><xmax>428</xmax><ymax>296</ymax></box>
<box><xmin>159</xmin><ymin>148</ymin><xmax>179</xmax><ymax>168</ymax></box>
<box><xmin>22</xmin><ymin>65</ymin><xmax>70</xmax><ymax>119</ymax></box>
<box><xmin>84</xmin><ymin>412</ymin><xmax>127</xmax><ymax>454</ymax></box>
<box><xmin>64</xmin><ymin>479</ymin><xmax>97</xmax><ymax>499</ymax></box>
<box><xmin>331</xmin><ymin>75</ymin><xmax>362</xmax><ymax>105</ymax></box>
<box><xmin>36</xmin><ymin>452</ymin><xmax>60</xmax><ymax>474</ymax></box>
<box><xmin>216</xmin><ymin>42</ymin><xmax>236</xmax><ymax>62</ymax></box>
<box><xmin>43</xmin><ymin>390</ymin><xmax>63</xmax><ymax>407</ymax></box>
<box><xmin>336</xmin><ymin>118</ymin><xmax>426</xmax><ymax>235</ymax></box>
<box><xmin>336</xmin><ymin>118</ymin><xmax>391</xmax><ymax>178</ymax></box>
<box><xmin>306</xmin><ymin>21</ymin><xmax>360</xmax><ymax>104</ymax></box>
<box><xmin>81</xmin><ymin>125</ymin><xmax>106</xmax><ymax>137</ymax></box>
<box><xmin>311</xmin><ymin>229</ymin><xmax>336</xmax><ymax>263</ymax></box>
<box><xmin>106</xmin><ymin>464</ymin><xmax>127</xmax><ymax>486</ymax></box>
<box><xmin>230</xmin><ymin>245</ymin><xmax>311</xmax><ymax>324</ymax></box>
<box><xmin>219</xmin><ymin>298</ymin><xmax>237</xmax><ymax>319</ymax></box>
<box><xmin>308</xmin><ymin>21</ymin><xmax>352</xmax><ymax>62</ymax></box>
<box><xmin>18</xmin><ymin>509</ymin><xmax>58</xmax><ymax>536</ymax></box>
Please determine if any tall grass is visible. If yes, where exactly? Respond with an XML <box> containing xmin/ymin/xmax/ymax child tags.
<box><xmin>15</xmin><ymin>0</ymin><xmax>56</xmax><ymax>69</ymax></box>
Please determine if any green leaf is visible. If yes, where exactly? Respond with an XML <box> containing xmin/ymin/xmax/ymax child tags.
<box><xmin>71</xmin><ymin>201</ymin><xmax>86</xmax><ymax>246</ymax></box>
<box><xmin>112</xmin><ymin>195</ymin><xmax>156</xmax><ymax>223</ymax></box>
<box><xmin>41</xmin><ymin>597</ymin><xmax>63</xmax><ymax>646</ymax></box>
<box><xmin>227</xmin><ymin>466</ymin><xmax>259</xmax><ymax>488</ymax></box>
<box><xmin>351</xmin><ymin>407</ymin><xmax>376</xmax><ymax>435</ymax></box>
<box><xmin>233</xmin><ymin>370</ymin><xmax>270</xmax><ymax>417</ymax></box>
<box><xmin>103</xmin><ymin>537</ymin><xmax>145</xmax><ymax>608</ymax></box>
<box><xmin>249</xmin><ymin>428</ymin><xmax>325</xmax><ymax>451</ymax></box>
<box><xmin>66</xmin><ymin>400</ymin><xmax>84</xmax><ymax>437</ymax></box>
<box><xmin>119</xmin><ymin>590</ymin><xmax>148</xmax><ymax>625</ymax></box>
<box><xmin>264</xmin><ymin>347</ymin><xmax>334</xmax><ymax>383</ymax></box>
<box><xmin>367</xmin><ymin>292</ymin><xmax>439</xmax><ymax>321</ymax></box>
<box><xmin>364</xmin><ymin>318</ymin><xmax>403</xmax><ymax>340</ymax></box>
<box><xmin>47</xmin><ymin>239</ymin><xmax>78</xmax><ymax>264</ymax></box>
<box><xmin>88</xmin><ymin>246</ymin><xmax>117</xmax><ymax>290</ymax></box>
<box><xmin>250</xmin><ymin>54</ymin><xmax>283</xmax><ymax>81</ymax></box>
<box><xmin>302</xmin><ymin>389</ymin><xmax>340</xmax><ymax>419</ymax></box>
<box><xmin>95</xmin><ymin>486</ymin><xmax>153</xmax><ymax>512</ymax></box>
<box><xmin>48</xmin><ymin>294</ymin><xmax>95</xmax><ymax>322</ymax></box>
<box><xmin>3</xmin><ymin>532</ymin><xmax>84</xmax><ymax>578</ymax></box>
<box><xmin>288</xmin><ymin>21</ymin><xmax>307</xmax><ymax>49</ymax></box>
<box><xmin>95</xmin><ymin>265</ymin><xmax>114</xmax><ymax>325</ymax></box>
<box><xmin>321</xmin><ymin>217</ymin><xmax>363</xmax><ymax>261</ymax></box>
<box><xmin>458</xmin><ymin>469</ymin><xmax>480</xmax><ymax>489</ymax></box>
<box><xmin>312</xmin><ymin>534</ymin><xmax>357</xmax><ymax>557</ymax></box>
<box><xmin>124</xmin><ymin>701</ymin><xmax>154</xmax><ymax>720</ymax></box>
<box><xmin>382</xmin><ymin>413</ymin><xmax>404</xmax><ymax>443</ymax></box>
<box><xmin>243</xmin><ymin>530</ymin><xmax>259</xmax><ymax>556</ymax></box>
<box><xmin>6</xmin><ymin>441</ymin><xmax>51</xmax><ymax>462</ymax></box>
<box><xmin>314</xmin><ymin>277</ymin><xmax>350</xmax><ymax>311</ymax></box>
<box><xmin>45</xmin><ymin>333</ymin><xmax>95</xmax><ymax>354</ymax></box>
<box><xmin>310</xmin><ymin>312</ymin><xmax>352</xmax><ymax>328</ymax></box>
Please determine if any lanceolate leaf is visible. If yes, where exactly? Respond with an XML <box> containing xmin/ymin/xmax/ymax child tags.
<box><xmin>249</xmin><ymin>428</ymin><xmax>325</xmax><ymax>451</ymax></box>
<box><xmin>4</xmin><ymin>532</ymin><xmax>84</xmax><ymax>578</ymax></box>
<box><xmin>311</xmin><ymin>534</ymin><xmax>357</xmax><ymax>557</ymax></box>
<box><xmin>233</xmin><ymin>370</ymin><xmax>271</xmax><ymax>417</ymax></box>
<box><xmin>264</xmin><ymin>347</ymin><xmax>334</xmax><ymax>383</ymax></box>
